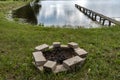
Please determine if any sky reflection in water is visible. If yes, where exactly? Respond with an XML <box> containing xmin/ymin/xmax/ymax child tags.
<box><xmin>36</xmin><ymin>0</ymin><xmax>120</xmax><ymax>28</ymax></box>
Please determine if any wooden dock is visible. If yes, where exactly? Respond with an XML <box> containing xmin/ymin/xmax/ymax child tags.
<box><xmin>75</xmin><ymin>4</ymin><xmax>120</xmax><ymax>26</ymax></box>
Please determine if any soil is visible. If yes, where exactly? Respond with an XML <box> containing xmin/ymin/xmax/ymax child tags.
<box><xmin>43</xmin><ymin>47</ymin><xmax>77</xmax><ymax>64</ymax></box>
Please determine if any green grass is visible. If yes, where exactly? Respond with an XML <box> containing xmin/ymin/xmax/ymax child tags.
<box><xmin>0</xmin><ymin>1</ymin><xmax>120</xmax><ymax>80</ymax></box>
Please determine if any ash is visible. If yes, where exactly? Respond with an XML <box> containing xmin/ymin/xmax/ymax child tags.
<box><xmin>43</xmin><ymin>47</ymin><xmax>76</xmax><ymax>64</ymax></box>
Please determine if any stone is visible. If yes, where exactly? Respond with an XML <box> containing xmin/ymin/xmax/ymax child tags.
<box><xmin>32</xmin><ymin>62</ymin><xmax>43</xmax><ymax>71</ymax></box>
<box><xmin>63</xmin><ymin>56</ymin><xmax>84</xmax><ymax>70</ymax></box>
<box><xmin>33</xmin><ymin>51</ymin><xmax>46</xmax><ymax>66</ymax></box>
<box><xmin>49</xmin><ymin>45</ymin><xmax>54</xmax><ymax>49</ymax></box>
<box><xmin>74</xmin><ymin>48</ymin><xmax>88</xmax><ymax>58</ymax></box>
<box><xmin>53</xmin><ymin>42</ymin><xmax>61</xmax><ymax>48</ymax></box>
<box><xmin>54</xmin><ymin>65</ymin><xmax>67</xmax><ymax>73</ymax></box>
<box><xmin>35</xmin><ymin>44</ymin><xmax>49</xmax><ymax>51</ymax></box>
<box><xmin>43</xmin><ymin>60</ymin><xmax>57</xmax><ymax>72</ymax></box>
<box><xmin>60</xmin><ymin>45</ymin><xmax>69</xmax><ymax>48</ymax></box>
<box><xmin>68</xmin><ymin>42</ymin><xmax>79</xmax><ymax>48</ymax></box>
<box><xmin>37</xmin><ymin>66</ymin><xmax>44</xmax><ymax>71</ymax></box>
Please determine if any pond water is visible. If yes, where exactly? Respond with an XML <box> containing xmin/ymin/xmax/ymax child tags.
<box><xmin>13</xmin><ymin>0</ymin><xmax>120</xmax><ymax>28</ymax></box>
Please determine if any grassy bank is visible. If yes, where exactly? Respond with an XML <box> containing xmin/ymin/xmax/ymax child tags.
<box><xmin>0</xmin><ymin>1</ymin><xmax>120</xmax><ymax>80</ymax></box>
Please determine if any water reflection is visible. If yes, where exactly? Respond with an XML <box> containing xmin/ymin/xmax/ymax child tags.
<box><xmin>37</xmin><ymin>0</ymin><xmax>99</xmax><ymax>28</ymax></box>
<box><xmin>13</xmin><ymin>0</ymin><xmax>120</xmax><ymax>28</ymax></box>
<box><xmin>36</xmin><ymin>0</ymin><xmax>120</xmax><ymax>28</ymax></box>
<box><xmin>12</xmin><ymin>3</ymin><xmax>41</xmax><ymax>24</ymax></box>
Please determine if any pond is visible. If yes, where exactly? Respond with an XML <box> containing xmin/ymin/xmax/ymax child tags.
<box><xmin>13</xmin><ymin>0</ymin><xmax>120</xmax><ymax>28</ymax></box>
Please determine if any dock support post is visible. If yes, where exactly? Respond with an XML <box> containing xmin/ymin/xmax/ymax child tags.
<box><xmin>83</xmin><ymin>8</ymin><xmax>85</xmax><ymax>13</ymax></box>
<box><xmin>79</xmin><ymin>7</ymin><xmax>81</xmax><ymax>11</ymax></box>
<box><xmin>95</xmin><ymin>14</ymin><xmax>97</xmax><ymax>20</ymax></box>
<box><xmin>88</xmin><ymin>11</ymin><xmax>91</xmax><ymax>17</ymax></box>
<box><xmin>92</xmin><ymin>13</ymin><xmax>95</xmax><ymax>21</ymax></box>
<box><xmin>102</xmin><ymin>19</ymin><xmax>105</xmax><ymax>25</ymax></box>
<box><xmin>99</xmin><ymin>17</ymin><xmax>102</xmax><ymax>22</ymax></box>
<box><xmin>85</xmin><ymin>9</ymin><xmax>87</xmax><ymax>15</ymax></box>
<box><xmin>109</xmin><ymin>21</ymin><xmax>111</xmax><ymax>26</ymax></box>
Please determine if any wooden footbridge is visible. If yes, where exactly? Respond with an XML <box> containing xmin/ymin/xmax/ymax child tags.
<box><xmin>75</xmin><ymin>4</ymin><xmax>120</xmax><ymax>26</ymax></box>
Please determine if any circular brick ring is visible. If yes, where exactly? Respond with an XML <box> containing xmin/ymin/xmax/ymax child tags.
<box><xmin>32</xmin><ymin>42</ymin><xmax>88</xmax><ymax>73</ymax></box>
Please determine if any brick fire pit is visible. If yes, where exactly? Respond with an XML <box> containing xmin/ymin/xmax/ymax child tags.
<box><xmin>32</xmin><ymin>42</ymin><xmax>88</xmax><ymax>73</ymax></box>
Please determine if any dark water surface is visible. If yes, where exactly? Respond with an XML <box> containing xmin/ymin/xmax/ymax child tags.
<box><xmin>13</xmin><ymin>0</ymin><xmax>120</xmax><ymax>28</ymax></box>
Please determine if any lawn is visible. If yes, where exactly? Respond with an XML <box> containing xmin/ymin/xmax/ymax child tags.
<box><xmin>0</xmin><ymin>1</ymin><xmax>120</xmax><ymax>80</ymax></box>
